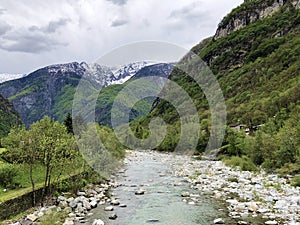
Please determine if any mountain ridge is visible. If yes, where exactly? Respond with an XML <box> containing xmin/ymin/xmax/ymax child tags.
<box><xmin>0</xmin><ymin>61</ymin><xmax>173</xmax><ymax>126</ymax></box>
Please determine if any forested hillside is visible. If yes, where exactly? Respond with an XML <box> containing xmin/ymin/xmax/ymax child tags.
<box><xmin>0</xmin><ymin>94</ymin><xmax>21</xmax><ymax>138</ymax></box>
<box><xmin>131</xmin><ymin>0</ymin><xmax>300</xmax><ymax>173</ymax></box>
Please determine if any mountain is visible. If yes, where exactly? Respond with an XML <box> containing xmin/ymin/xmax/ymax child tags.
<box><xmin>0</xmin><ymin>74</ymin><xmax>26</xmax><ymax>84</ymax></box>
<box><xmin>131</xmin><ymin>0</ymin><xmax>300</xmax><ymax>158</ymax></box>
<box><xmin>0</xmin><ymin>61</ymin><xmax>168</xmax><ymax>127</ymax></box>
<box><xmin>95</xmin><ymin>63</ymin><xmax>175</xmax><ymax>127</ymax></box>
<box><xmin>0</xmin><ymin>94</ymin><xmax>21</xmax><ymax>137</ymax></box>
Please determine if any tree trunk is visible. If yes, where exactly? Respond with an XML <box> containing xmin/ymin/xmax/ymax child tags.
<box><xmin>29</xmin><ymin>161</ymin><xmax>35</xmax><ymax>207</ymax></box>
<box><xmin>41</xmin><ymin>162</ymin><xmax>50</xmax><ymax>206</ymax></box>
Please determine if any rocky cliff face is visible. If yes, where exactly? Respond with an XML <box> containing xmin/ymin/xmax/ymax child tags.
<box><xmin>214</xmin><ymin>0</ymin><xmax>300</xmax><ymax>39</ymax></box>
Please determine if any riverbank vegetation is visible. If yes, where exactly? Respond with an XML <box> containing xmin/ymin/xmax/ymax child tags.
<box><xmin>0</xmin><ymin>115</ymin><xmax>125</xmax><ymax>206</ymax></box>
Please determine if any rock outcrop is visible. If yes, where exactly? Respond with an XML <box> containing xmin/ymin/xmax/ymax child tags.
<box><xmin>214</xmin><ymin>0</ymin><xmax>300</xmax><ymax>40</ymax></box>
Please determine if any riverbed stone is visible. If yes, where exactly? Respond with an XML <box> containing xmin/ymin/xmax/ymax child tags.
<box><xmin>92</xmin><ymin>219</ymin><xmax>104</xmax><ymax>225</ymax></box>
<box><xmin>111</xmin><ymin>199</ymin><xmax>120</xmax><ymax>205</ymax></box>
<box><xmin>104</xmin><ymin>206</ymin><xmax>114</xmax><ymax>211</ymax></box>
<box><xmin>135</xmin><ymin>189</ymin><xmax>145</xmax><ymax>195</ymax></box>
<box><xmin>90</xmin><ymin>200</ymin><xmax>98</xmax><ymax>208</ymax></box>
<box><xmin>265</xmin><ymin>221</ymin><xmax>278</xmax><ymax>225</ymax></box>
<box><xmin>181</xmin><ymin>191</ymin><xmax>190</xmax><ymax>197</ymax></box>
<box><xmin>109</xmin><ymin>213</ymin><xmax>118</xmax><ymax>220</ymax></box>
<box><xmin>26</xmin><ymin>214</ymin><xmax>38</xmax><ymax>222</ymax></box>
<box><xmin>213</xmin><ymin>218</ymin><xmax>225</xmax><ymax>224</ymax></box>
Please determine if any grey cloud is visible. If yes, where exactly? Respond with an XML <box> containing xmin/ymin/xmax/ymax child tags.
<box><xmin>0</xmin><ymin>21</ymin><xmax>12</xmax><ymax>36</ymax></box>
<box><xmin>0</xmin><ymin>33</ymin><xmax>67</xmax><ymax>53</ymax></box>
<box><xmin>29</xmin><ymin>18</ymin><xmax>70</xmax><ymax>34</ymax></box>
<box><xmin>169</xmin><ymin>2</ymin><xmax>207</xmax><ymax>21</ymax></box>
<box><xmin>0</xmin><ymin>8</ymin><xmax>6</xmax><ymax>15</ymax></box>
<box><xmin>107</xmin><ymin>0</ymin><xmax>128</xmax><ymax>6</ymax></box>
<box><xmin>111</xmin><ymin>19</ymin><xmax>128</xmax><ymax>27</ymax></box>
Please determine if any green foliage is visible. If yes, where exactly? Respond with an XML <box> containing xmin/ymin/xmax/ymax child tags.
<box><xmin>63</xmin><ymin>113</ymin><xmax>73</xmax><ymax>134</ymax></box>
<box><xmin>1</xmin><ymin>116</ymin><xmax>82</xmax><ymax>204</ymax></box>
<box><xmin>223</xmin><ymin>156</ymin><xmax>258</xmax><ymax>172</ymax></box>
<box><xmin>39</xmin><ymin>210</ymin><xmax>68</xmax><ymax>225</ymax></box>
<box><xmin>0</xmin><ymin>164</ymin><xmax>18</xmax><ymax>187</ymax></box>
<box><xmin>0</xmin><ymin>94</ymin><xmax>21</xmax><ymax>138</ymax></box>
<box><xmin>131</xmin><ymin>2</ymin><xmax>300</xmax><ymax>175</ymax></box>
<box><xmin>76</xmin><ymin>123</ymin><xmax>125</xmax><ymax>178</ymax></box>
<box><xmin>291</xmin><ymin>176</ymin><xmax>300</xmax><ymax>187</ymax></box>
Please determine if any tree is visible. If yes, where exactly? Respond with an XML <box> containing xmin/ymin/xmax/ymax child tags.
<box><xmin>63</xmin><ymin>113</ymin><xmax>74</xmax><ymax>134</ymax></box>
<box><xmin>2</xmin><ymin>116</ymin><xmax>80</xmax><ymax>205</ymax></box>
<box><xmin>30</xmin><ymin>116</ymin><xmax>79</xmax><ymax>204</ymax></box>
<box><xmin>2</xmin><ymin>127</ymin><xmax>38</xmax><ymax>206</ymax></box>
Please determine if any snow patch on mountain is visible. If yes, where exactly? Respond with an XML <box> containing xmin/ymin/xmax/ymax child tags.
<box><xmin>110</xmin><ymin>61</ymin><xmax>157</xmax><ymax>85</ymax></box>
<box><xmin>0</xmin><ymin>74</ymin><xmax>26</xmax><ymax>84</ymax></box>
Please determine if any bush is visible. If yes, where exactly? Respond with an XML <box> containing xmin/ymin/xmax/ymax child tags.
<box><xmin>0</xmin><ymin>164</ymin><xmax>18</xmax><ymax>187</ymax></box>
<box><xmin>291</xmin><ymin>176</ymin><xmax>300</xmax><ymax>187</ymax></box>
<box><xmin>223</xmin><ymin>156</ymin><xmax>258</xmax><ymax>172</ymax></box>
<box><xmin>39</xmin><ymin>210</ymin><xmax>67</xmax><ymax>225</ymax></box>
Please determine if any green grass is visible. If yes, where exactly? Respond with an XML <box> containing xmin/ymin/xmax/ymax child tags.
<box><xmin>0</xmin><ymin>163</ymin><xmax>84</xmax><ymax>202</ymax></box>
<box><xmin>0</xmin><ymin>208</ymin><xmax>35</xmax><ymax>225</ymax></box>
<box><xmin>39</xmin><ymin>210</ymin><xmax>68</xmax><ymax>225</ymax></box>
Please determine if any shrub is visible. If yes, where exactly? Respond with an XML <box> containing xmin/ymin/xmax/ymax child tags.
<box><xmin>291</xmin><ymin>176</ymin><xmax>300</xmax><ymax>187</ymax></box>
<box><xmin>39</xmin><ymin>210</ymin><xmax>67</xmax><ymax>225</ymax></box>
<box><xmin>0</xmin><ymin>164</ymin><xmax>18</xmax><ymax>187</ymax></box>
<box><xmin>223</xmin><ymin>156</ymin><xmax>258</xmax><ymax>172</ymax></box>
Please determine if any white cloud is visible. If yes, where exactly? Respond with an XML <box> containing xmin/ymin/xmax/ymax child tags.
<box><xmin>0</xmin><ymin>0</ymin><xmax>243</xmax><ymax>73</ymax></box>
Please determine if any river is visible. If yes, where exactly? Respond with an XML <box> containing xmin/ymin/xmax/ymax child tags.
<box><xmin>77</xmin><ymin>150</ymin><xmax>238</xmax><ymax>225</ymax></box>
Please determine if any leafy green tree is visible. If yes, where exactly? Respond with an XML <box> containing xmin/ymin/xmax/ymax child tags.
<box><xmin>2</xmin><ymin>116</ymin><xmax>80</xmax><ymax>205</ymax></box>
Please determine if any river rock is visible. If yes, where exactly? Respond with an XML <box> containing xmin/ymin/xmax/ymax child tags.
<box><xmin>75</xmin><ymin>203</ymin><xmax>85</xmax><ymax>214</ymax></box>
<box><xmin>104</xmin><ymin>206</ymin><xmax>114</xmax><ymax>211</ymax></box>
<box><xmin>77</xmin><ymin>191</ymin><xmax>86</xmax><ymax>196</ymax></box>
<box><xmin>111</xmin><ymin>199</ymin><xmax>120</xmax><ymax>205</ymax></box>
<box><xmin>92</xmin><ymin>219</ymin><xmax>104</xmax><ymax>225</ymax></box>
<box><xmin>82</xmin><ymin>199</ymin><xmax>91</xmax><ymax>211</ymax></box>
<box><xmin>69</xmin><ymin>200</ymin><xmax>77</xmax><ymax>209</ymax></box>
<box><xmin>181</xmin><ymin>192</ymin><xmax>190</xmax><ymax>197</ymax></box>
<box><xmin>58</xmin><ymin>200</ymin><xmax>68</xmax><ymax>209</ymax></box>
<box><xmin>214</xmin><ymin>218</ymin><xmax>225</xmax><ymax>224</ymax></box>
<box><xmin>57</xmin><ymin>196</ymin><xmax>66</xmax><ymax>202</ymax></box>
<box><xmin>135</xmin><ymin>189</ymin><xmax>145</xmax><ymax>195</ymax></box>
<box><xmin>26</xmin><ymin>214</ymin><xmax>38</xmax><ymax>222</ymax></box>
<box><xmin>63</xmin><ymin>219</ymin><xmax>74</xmax><ymax>225</ymax></box>
<box><xmin>109</xmin><ymin>213</ymin><xmax>118</xmax><ymax>220</ymax></box>
<box><xmin>248</xmin><ymin>202</ymin><xmax>259</xmax><ymax>212</ymax></box>
<box><xmin>18</xmin><ymin>219</ymin><xmax>33</xmax><ymax>225</ymax></box>
<box><xmin>265</xmin><ymin>221</ymin><xmax>278</xmax><ymax>225</ymax></box>
<box><xmin>90</xmin><ymin>200</ymin><xmax>98</xmax><ymax>208</ymax></box>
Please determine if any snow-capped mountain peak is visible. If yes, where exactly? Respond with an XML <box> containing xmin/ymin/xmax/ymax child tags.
<box><xmin>110</xmin><ymin>61</ymin><xmax>157</xmax><ymax>85</ymax></box>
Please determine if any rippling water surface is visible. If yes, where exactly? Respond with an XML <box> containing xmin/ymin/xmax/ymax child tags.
<box><xmin>78</xmin><ymin>151</ymin><xmax>261</xmax><ymax>225</ymax></box>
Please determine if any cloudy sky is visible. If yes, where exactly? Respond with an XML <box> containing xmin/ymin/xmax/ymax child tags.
<box><xmin>0</xmin><ymin>0</ymin><xmax>243</xmax><ymax>74</ymax></box>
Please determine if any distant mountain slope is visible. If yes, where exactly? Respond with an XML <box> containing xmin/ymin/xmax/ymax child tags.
<box><xmin>0</xmin><ymin>94</ymin><xmax>21</xmax><ymax>137</ymax></box>
<box><xmin>96</xmin><ymin>63</ymin><xmax>175</xmax><ymax>127</ymax></box>
<box><xmin>0</xmin><ymin>61</ymin><xmax>171</xmax><ymax>126</ymax></box>
<box><xmin>132</xmin><ymin>0</ymin><xmax>300</xmax><ymax>152</ymax></box>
